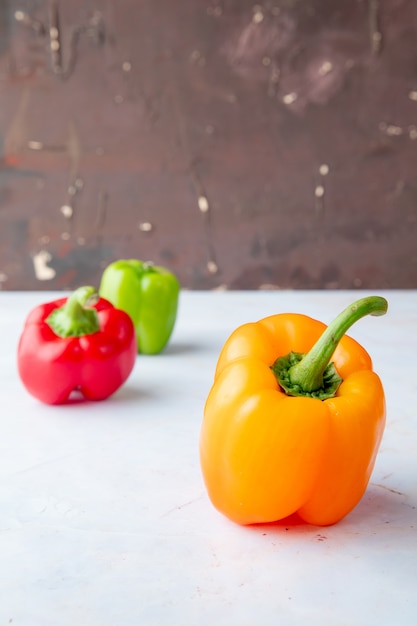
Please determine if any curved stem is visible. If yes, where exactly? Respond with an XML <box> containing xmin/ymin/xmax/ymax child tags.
<box><xmin>289</xmin><ymin>296</ymin><xmax>387</xmax><ymax>393</ymax></box>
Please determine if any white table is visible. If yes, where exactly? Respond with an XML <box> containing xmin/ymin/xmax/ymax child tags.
<box><xmin>1</xmin><ymin>290</ymin><xmax>416</xmax><ymax>625</ymax></box>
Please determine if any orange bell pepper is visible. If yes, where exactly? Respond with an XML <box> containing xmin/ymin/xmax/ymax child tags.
<box><xmin>200</xmin><ymin>296</ymin><xmax>387</xmax><ymax>526</ymax></box>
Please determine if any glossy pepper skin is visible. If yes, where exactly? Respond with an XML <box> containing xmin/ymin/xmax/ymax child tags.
<box><xmin>17</xmin><ymin>287</ymin><xmax>136</xmax><ymax>405</ymax></box>
<box><xmin>200</xmin><ymin>297</ymin><xmax>387</xmax><ymax>527</ymax></box>
<box><xmin>99</xmin><ymin>260</ymin><xmax>180</xmax><ymax>355</ymax></box>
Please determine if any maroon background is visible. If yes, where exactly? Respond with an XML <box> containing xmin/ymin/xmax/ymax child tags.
<box><xmin>1</xmin><ymin>0</ymin><xmax>416</xmax><ymax>290</ymax></box>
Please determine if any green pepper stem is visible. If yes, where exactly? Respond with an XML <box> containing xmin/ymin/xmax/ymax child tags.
<box><xmin>288</xmin><ymin>296</ymin><xmax>388</xmax><ymax>393</ymax></box>
<box><xmin>46</xmin><ymin>286</ymin><xmax>100</xmax><ymax>337</ymax></box>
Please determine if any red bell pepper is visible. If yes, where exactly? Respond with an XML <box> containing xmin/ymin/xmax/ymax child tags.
<box><xmin>17</xmin><ymin>286</ymin><xmax>137</xmax><ymax>404</ymax></box>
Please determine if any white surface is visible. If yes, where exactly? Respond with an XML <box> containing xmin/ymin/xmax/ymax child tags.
<box><xmin>0</xmin><ymin>290</ymin><xmax>416</xmax><ymax>626</ymax></box>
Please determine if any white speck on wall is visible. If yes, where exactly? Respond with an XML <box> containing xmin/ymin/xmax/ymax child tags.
<box><xmin>385</xmin><ymin>124</ymin><xmax>403</xmax><ymax>136</ymax></box>
<box><xmin>318</xmin><ymin>61</ymin><xmax>333</xmax><ymax>76</ymax></box>
<box><xmin>409</xmin><ymin>126</ymin><xmax>417</xmax><ymax>140</ymax></box>
<box><xmin>198</xmin><ymin>196</ymin><xmax>209</xmax><ymax>213</ymax></box>
<box><xmin>252</xmin><ymin>8</ymin><xmax>264</xmax><ymax>24</ymax></box>
<box><xmin>139</xmin><ymin>222</ymin><xmax>153</xmax><ymax>232</ymax></box>
<box><xmin>33</xmin><ymin>250</ymin><xmax>56</xmax><ymax>281</ymax></box>
<box><xmin>27</xmin><ymin>140</ymin><xmax>44</xmax><ymax>150</ymax></box>
<box><xmin>207</xmin><ymin>261</ymin><xmax>218</xmax><ymax>274</ymax></box>
<box><xmin>60</xmin><ymin>205</ymin><xmax>73</xmax><ymax>218</ymax></box>
<box><xmin>282</xmin><ymin>92</ymin><xmax>297</xmax><ymax>105</ymax></box>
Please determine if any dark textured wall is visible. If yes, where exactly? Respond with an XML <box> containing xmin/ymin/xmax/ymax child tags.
<box><xmin>0</xmin><ymin>0</ymin><xmax>416</xmax><ymax>290</ymax></box>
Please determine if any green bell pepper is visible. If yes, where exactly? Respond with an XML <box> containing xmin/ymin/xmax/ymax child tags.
<box><xmin>99</xmin><ymin>260</ymin><xmax>180</xmax><ymax>355</ymax></box>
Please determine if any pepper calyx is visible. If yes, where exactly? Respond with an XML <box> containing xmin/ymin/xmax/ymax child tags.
<box><xmin>271</xmin><ymin>351</ymin><xmax>342</xmax><ymax>400</ymax></box>
<box><xmin>46</xmin><ymin>286</ymin><xmax>100</xmax><ymax>338</ymax></box>
<box><xmin>271</xmin><ymin>295</ymin><xmax>388</xmax><ymax>400</ymax></box>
